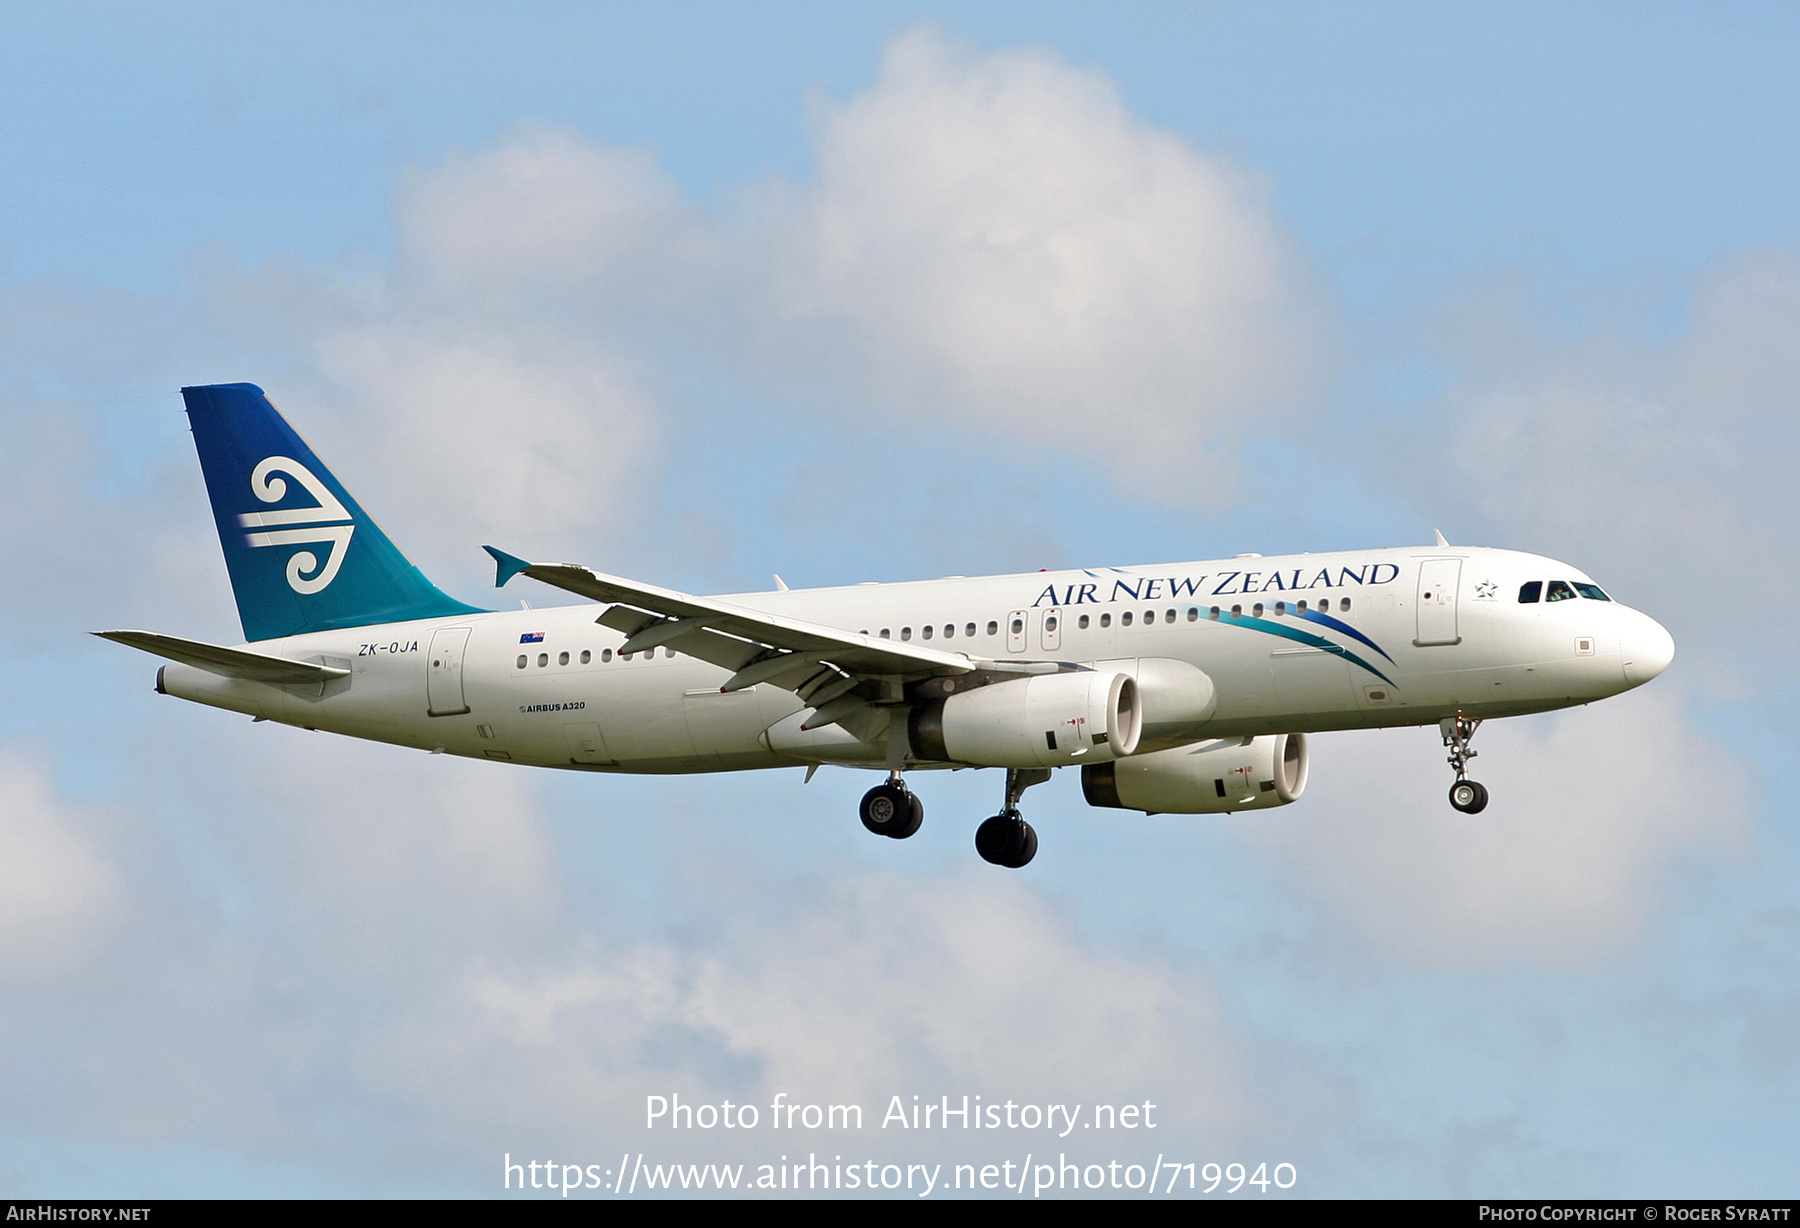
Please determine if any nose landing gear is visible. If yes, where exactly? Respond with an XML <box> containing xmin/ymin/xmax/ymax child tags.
<box><xmin>860</xmin><ymin>771</ymin><xmax>923</xmax><ymax>839</ymax></box>
<box><xmin>976</xmin><ymin>768</ymin><xmax>1050</xmax><ymax>868</ymax></box>
<box><xmin>1441</xmin><ymin>716</ymin><xmax>1489</xmax><ymax>814</ymax></box>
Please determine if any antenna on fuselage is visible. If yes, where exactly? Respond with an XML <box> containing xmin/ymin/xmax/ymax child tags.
<box><xmin>1433</xmin><ymin>529</ymin><xmax>1450</xmax><ymax>547</ymax></box>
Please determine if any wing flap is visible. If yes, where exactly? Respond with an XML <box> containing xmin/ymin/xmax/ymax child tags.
<box><xmin>94</xmin><ymin>630</ymin><xmax>350</xmax><ymax>686</ymax></box>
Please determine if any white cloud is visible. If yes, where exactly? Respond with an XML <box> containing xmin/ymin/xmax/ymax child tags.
<box><xmin>0</xmin><ymin>730</ymin><xmax>1265</xmax><ymax>1178</ymax></box>
<box><xmin>748</xmin><ymin>28</ymin><xmax>1323</xmax><ymax>491</ymax></box>
<box><xmin>0</xmin><ymin>751</ymin><xmax>123</xmax><ymax>974</ymax></box>
<box><xmin>309</xmin><ymin>323</ymin><xmax>661</xmax><ymax>565</ymax></box>
<box><xmin>371</xmin><ymin>863</ymin><xmax>1253</xmax><ymax>1161</ymax></box>
<box><xmin>1441</xmin><ymin>248</ymin><xmax>1800</xmax><ymax>687</ymax></box>
<box><xmin>1254</xmin><ymin>688</ymin><xmax>1749</xmax><ymax>970</ymax></box>
<box><xmin>395</xmin><ymin>128</ymin><xmax>713</xmax><ymax>319</ymax></box>
<box><xmin>290</xmin><ymin>129</ymin><xmax>706</xmax><ymax>567</ymax></box>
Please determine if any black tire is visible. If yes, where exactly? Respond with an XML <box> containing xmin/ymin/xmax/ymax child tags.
<box><xmin>975</xmin><ymin>812</ymin><xmax>1033</xmax><ymax>867</ymax></box>
<box><xmin>861</xmin><ymin>784</ymin><xmax>914</xmax><ymax>836</ymax></box>
<box><xmin>1449</xmin><ymin>780</ymin><xmax>1489</xmax><ymax>814</ymax></box>
<box><xmin>1010</xmin><ymin>821</ymin><xmax>1038</xmax><ymax>868</ymax></box>
<box><xmin>887</xmin><ymin>792</ymin><xmax>924</xmax><ymax>840</ymax></box>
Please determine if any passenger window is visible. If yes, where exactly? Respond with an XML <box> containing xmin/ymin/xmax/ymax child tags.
<box><xmin>880</xmin><ymin>629</ymin><xmax>891</xmax><ymax>639</ymax></box>
<box><xmin>921</xmin><ymin>625</ymin><xmax>932</xmax><ymax>639</ymax></box>
<box><xmin>986</xmin><ymin>621</ymin><xmax>998</xmax><ymax>636</ymax></box>
<box><xmin>1519</xmin><ymin>581</ymin><xmax>1542</xmax><ymax>604</ymax></box>
<box><xmin>1340</xmin><ymin>598</ymin><xmax>1351</xmax><ymax>612</ymax></box>
<box><xmin>1187</xmin><ymin>608</ymin><xmax>1198</xmax><ymax>621</ymax></box>
<box><xmin>901</xmin><ymin>627</ymin><xmax>912</xmax><ymax>641</ymax></box>
<box><xmin>943</xmin><ymin>624</ymin><xmax>954</xmax><ymax>638</ymax></box>
<box><xmin>558</xmin><ymin>651</ymin><xmax>570</xmax><ymax>665</ymax></box>
<box><xmin>1274</xmin><ymin>601</ymin><xmax>1286</xmax><ymax>616</ymax></box>
<box><xmin>516</xmin><ymin>655</ymin><xmax>527</xmax><ymax>669</ymax></box>
<box><xmin>602</xmin><ymin>649</ymin><xmax>613</xmax><ymax>662</ymax></box>
<box><xmin>580</xmin><ymin>650</ymin><xmax>591</xmax><ymax>664</ymax></box>
<box><xmin>965</xmin><ymin>623</ymin><xmax>976</xmax><ymax>637</ymax></box>
<box><xmin>1252</xmin><ymin>603</ymin><xmax>1263</xmax><ymax>618</ymax></box>
<box><xmin>1078</xmin><ymin>614</ymin><xmax>1090</xmax><ymax>629</ymax></box>
<box><xmin>1546</xmin><ymin>580</ymin><xmax>1576</xmax><ymax>602</ymax></box>
<box><xmin>1121</xmin><ymin>612</ymin><xmax>1133</xmax><ymax>626</ymax></box>
<box><xmin>1230</xmin><ymin>605</ymin><xmax>1242</xmax><ymax>618</ymax></box>
<box><xmin>1209</xmin><ymin>607</ymin><xmax>1220</xmax><ymax>619</ymax></box>
<box><xmin>1045</xmin><ymin>614</ymin><xmax>1059</xmax><ymax>633</ymax></box>
<box><xmin>1166</xmin><ymin>609</ymin><xmax>1176</xmax><ymax>623</ymax></box>
<box><xmin>1100</xmin><ymin>613</ymin><xmax>1111</xmax><ymax>628</ymax></box>
<box><xmin>1009</xmin><ymin>618</ymin><xmax>1023</xmax><ymax>635</ymax></box>
<box><xmin>1574</xmin><ymin>583</ymin><xmax>1611</xmax><ymax>601</ymax></box>
<box><xmin>537</xmin><ymin>653</ymin><xmax>548</xmax><ymax>667</ymax></box>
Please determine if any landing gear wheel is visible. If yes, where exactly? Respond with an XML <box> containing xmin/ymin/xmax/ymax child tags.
<box><xmin>975</xmin><ymin>811</ymin><xmax>1037</xmax><ymax>868</ymax></box>
<box><xmin>860</xmin><ymin>784</ymin><xmax>921</xmax><ymax>838</ymax></box>
<box><xmin>890</xmin><ymin>792</ymin><xmax>924</xmax><ymax>839</ymax></box>
<box><xmin>1449</xmin><ymin>780</ymin><xmax>1489</xmax><ymax>814</ymax></box>
<box><xmin>1440</xmin><ymin>717</ymin><xmax>1489</xmax><ymax>814</ymax></box>
<box><xmin>1014</xmin><ymin>821</ymin><xmax>1038</xmax><ymax>867</ymax></box>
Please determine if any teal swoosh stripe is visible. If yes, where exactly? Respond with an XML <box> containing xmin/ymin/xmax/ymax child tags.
<box><xmin>1298</xmin><ymin>607</ymin><xmax>1395</xmax><ymax>662</ymax></box>
<box><xmin>1226</xmin><ymin>615</ymin><xmax>1396</xmax><ymax>686</ymax></box>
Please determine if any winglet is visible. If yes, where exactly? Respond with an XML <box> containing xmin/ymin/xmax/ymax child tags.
<box><xmin>1433</xmin><ymin>529</ymin><xmax>1450</xmax><ymax>547</ymax></box>
<box><xmin>484</xmin><ymin>546</ymin><xmax>534</xmax><ymax>588</ymax></box>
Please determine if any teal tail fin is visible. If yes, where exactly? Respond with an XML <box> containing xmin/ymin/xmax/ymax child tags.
<box><xmin>182</xmin><ymin>383</ymin><xmax>484</xmax><ymax>642</ymax></box>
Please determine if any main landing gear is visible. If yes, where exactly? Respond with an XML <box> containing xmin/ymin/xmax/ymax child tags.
<box><xmin>1441</xmin><ymin>716</ymin><xmax>1489</xmax><ymax>814</ymax></box>
<box><xmin>857</xmin><ymin>767</ymin><xmax>1048</xmax><ymax>867</ymax></box>
<box><xmin>860</xmin><ymin>772</ymin><xmax>923</xmax><ymax>840</ymax></box>
<box><xmin>975</xmin><ymin>768</ymin><xmax>1050</xmax><ymax>869</ymax></box>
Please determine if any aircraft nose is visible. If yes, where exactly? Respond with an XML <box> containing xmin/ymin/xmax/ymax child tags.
<box><xmin>1621</xmin><ymin>612</ymin><xmax>1675</xmax><ymax>687</ymax></box>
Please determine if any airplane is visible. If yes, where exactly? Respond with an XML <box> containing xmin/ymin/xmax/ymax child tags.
<box><xmin>98</xmin><ymin>384</ymin><xmax>1676</xmax><ymax>868</ymax></box>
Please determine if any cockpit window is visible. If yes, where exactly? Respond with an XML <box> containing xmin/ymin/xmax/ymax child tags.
<box><xmin>1518</xmin><ymin>581</ymin><xmax>1542</xmax><ymax>604</ymax></box>
<box><xmin>1546</xmin><ymin>579</ymin><xmax>1576</xmax><ymax>602</ymax></box>
<box><xmin>1574</xmin><ymin>583</ymin><xmax>1611</xmax><ymax>601</ymax></box>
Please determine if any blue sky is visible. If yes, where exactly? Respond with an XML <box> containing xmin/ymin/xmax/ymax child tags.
<box><xmin>2</xmin><ymin>2</ymin><xmax>1797</xmax><ymax>1198</ymax></box>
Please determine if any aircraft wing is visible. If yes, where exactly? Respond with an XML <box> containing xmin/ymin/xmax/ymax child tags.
<box><xmin>94</xmin><ymin>630</ymin><xmax>351</xmax><ymax>686</ymax></box>
<box><xmin>485</xmin><ymin>548</ymin><xmax>1052</xmax><ymax>729</ymax></box>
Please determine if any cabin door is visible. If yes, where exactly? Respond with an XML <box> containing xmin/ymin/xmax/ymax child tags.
<box><xmin>427</xmin><ymin>627</ymin><xmax>472</xmax><ymax>716</ymax></box>
<box><xmin>1414</xmin><ymin>560</ymin><xmax>1462</xmax><ymax>646</ymax></box>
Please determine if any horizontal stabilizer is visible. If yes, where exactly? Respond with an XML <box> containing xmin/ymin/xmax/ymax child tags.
<box><xmin>94</xmin><ymin>630</ymin><xmax>350</xmax><ymax>686</ymax></box>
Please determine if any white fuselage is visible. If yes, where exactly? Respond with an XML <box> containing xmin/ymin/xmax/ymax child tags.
<box><xmin>156</xmin><ymin>545</ymin><xmax>1673</xmax><ymax>774</ymax></box>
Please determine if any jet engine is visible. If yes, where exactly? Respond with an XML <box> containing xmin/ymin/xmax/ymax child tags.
<box><xmin>911</xmin><ymin>671</ymin><xmax>1141</xmax><ymax>768</ymax></box>
<box><xmin>1094</xmin><ymin>657</ymin><xmax>1217</xmax><ymax>751</ymax></box>
<box><xmin>1081</xmin><ymin>733</ymin><xmax>1309</xmax><ymax>814</ymax></box>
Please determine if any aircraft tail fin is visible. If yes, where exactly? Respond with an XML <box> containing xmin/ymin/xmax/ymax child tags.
<box><xmin>181</xmin><ymin>383</ymin><xmax>482</xmax><ymax>642</ymax></box>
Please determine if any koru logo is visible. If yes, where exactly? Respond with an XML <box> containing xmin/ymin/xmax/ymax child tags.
<box><xmin>236</xmin><ymin>456</ymin><xmax>355</xmax><ymax>595</ymax></box>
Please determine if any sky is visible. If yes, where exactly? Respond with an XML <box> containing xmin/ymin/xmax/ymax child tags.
<box><xmin>2</xmin><ymin>1</ymin><xmax>1798</xmax><ymax>1199</ymax></box>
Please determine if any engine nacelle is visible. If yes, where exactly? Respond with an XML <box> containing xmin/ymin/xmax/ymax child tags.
<box><xmin>911</xmin><ymin>671</ymin><xmax>1141</xmax><ymax>768</ymax></box>
<box><xmin>1093</xmin><ymin>657</ymin><xmax>1217</xmax><ymax>752</ymax></box>
<box><xmin>1081</xmin><ymin>733</ymin><xmax>1309</xmax><ymax>814</ymax></box>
